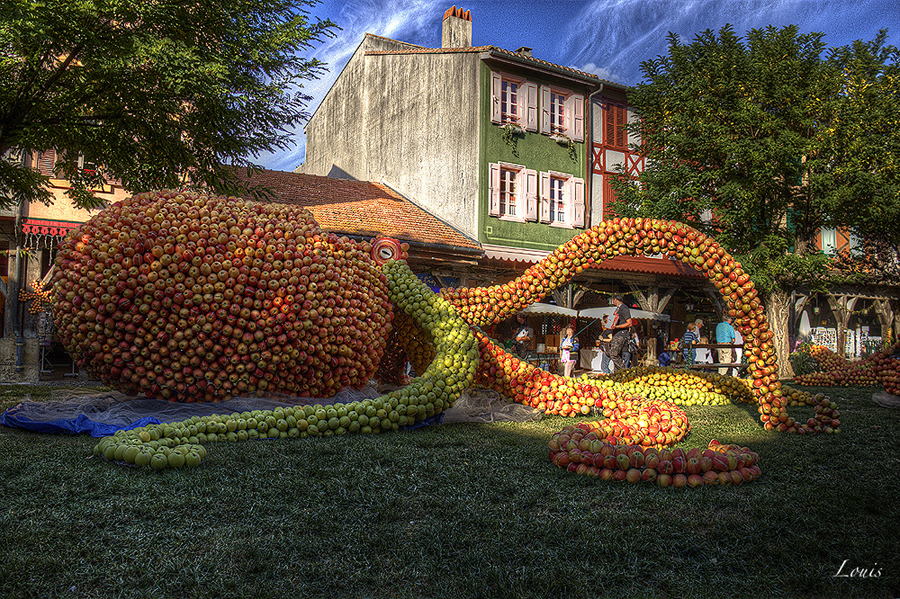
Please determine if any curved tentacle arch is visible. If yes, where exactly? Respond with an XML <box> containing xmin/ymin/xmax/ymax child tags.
<box><xmin>442</xmin><ymin>217</ymin><xmax>801</xmax><ymax>433</ymax></box>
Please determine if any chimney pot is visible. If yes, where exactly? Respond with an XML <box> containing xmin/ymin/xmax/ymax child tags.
<box><xmin>442</xmin><ymin>6</ymin><xmax>472</xmax><ymax>48</ymax></box>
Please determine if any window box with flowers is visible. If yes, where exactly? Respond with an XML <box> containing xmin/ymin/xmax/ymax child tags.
<box><xmin>500</xmin><ymin>120</ymin><xmax>524</xmax><ymax>153</ymax></box>
<box><xmin>549</xmin><ymin>133</ymin><xmax>576</xmax><ymax>160</ymax></box>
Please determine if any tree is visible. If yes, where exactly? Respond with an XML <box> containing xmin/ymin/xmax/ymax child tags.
<box><xmin>610</xmin><ymin>25</ymin><xmax>898</xmax><ymax>376</ymax></box>
<box><xmin>816</xmin><ymin>33</ymin><xmax>900</xmax><ymax>282</ymax></box>
<box><xmin>0</xmin><ymin>0</ymin><xmax>336</xmax><ymax>209</ymax></box>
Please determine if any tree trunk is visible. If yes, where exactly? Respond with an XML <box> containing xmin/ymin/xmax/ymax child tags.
<box><xmin>766</xmin><ymin>288</ymin><xmax>794</xmax><ymax>379</ymax></box>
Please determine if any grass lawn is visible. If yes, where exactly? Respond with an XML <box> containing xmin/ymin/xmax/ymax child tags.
<box><xmin>1</xmin><ymin>383</ymin><xmax>898</xmax><ymax>599</ymax></box>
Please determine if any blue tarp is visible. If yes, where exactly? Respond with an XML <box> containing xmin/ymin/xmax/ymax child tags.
<box><xmin>0</xmin><ymin>404</ymin><xmax>162</xmax><ymax>437</ymax></box>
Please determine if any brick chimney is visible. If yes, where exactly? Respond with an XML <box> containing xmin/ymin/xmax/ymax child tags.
<box><xmin>442</xmin><ymin>6</ymin><xmax>472</xmax><ymax>48</ymax></box>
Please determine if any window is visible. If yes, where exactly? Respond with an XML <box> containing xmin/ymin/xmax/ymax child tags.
<box><xmin>491</xmin><ymin>71</ymin><xmax>538</xmax><ymax>131</ymax></box>
<box><xmin>540</xmin><ymin>171</ymin><xmax>585</xmax><ymax>228</ymax></box>
<box><xmin>489</xmin><ymin>163</ymin><xmax>538</xmax><ymax>222</ymax></box>
<box><xmin>549</xmin><ymin>92</ymin><xmax>566</xmax><ymax>134</ymax></box>
<box><xmin>549</xmin><ymin>176</ymin><xmax>566</xmax><ymax>224</ymax></box>
<box><xmin>499</xmin><ymin>167</ymin><xmax>517</xmax><ymax>216</ymax></box>
<box><xmin>501</xmin><ymin>80</ymin><xmax>519</xmax><ymax>124</ymax></box>
<box><xmin>541</xmin><ymin>86</ymin><xmax>584</xmax><ymax>141</ymax></box>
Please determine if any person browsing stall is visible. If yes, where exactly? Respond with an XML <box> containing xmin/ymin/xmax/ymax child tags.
<box><xmin>513</xmin><ymin>314</ymin><xmax>534</xmax><ymax>359</ymax></box>
<box><xmin>559</xmin><ymin>325</ymin><xmax>579</xmax><ymax>377</ymax></box>
<box><xmin>606</xmin><ymin>294</ymin><xmax>632</xmax><ymax>372</ymax></box>
<box><xmin>715</xmin><ymin>316</ymin><xmax>737</xmax><ymax>376</ymax></box>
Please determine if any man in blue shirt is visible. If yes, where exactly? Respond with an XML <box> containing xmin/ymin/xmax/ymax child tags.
<box><xmin>715</xmin><ymin>316</ymin><xmax>736</xmax><ymax>376</ymax></box>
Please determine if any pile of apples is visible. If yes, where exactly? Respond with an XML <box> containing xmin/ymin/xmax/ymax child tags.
<box><xmin>53</xmin><ymin>190</ymin><xmax>394</xmax><ymax>402</ymax></box>
<box><xmin>599</xmin><ymin>366</ymin><xmax>755</xmax><ymax>406</ymax></box>
<box><xmin>548</xmin><ymin>426</ymin><xmax>761</xmax><ymax>488</ymax></box>
<box><xmin>793</xmin><ymin>344</ymin><xmax>880</xmax><ymax>387</ymax></box>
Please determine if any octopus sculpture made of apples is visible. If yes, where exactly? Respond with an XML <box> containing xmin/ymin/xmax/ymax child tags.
<box><xmin>51</xmin><ymin>190</ymin><xmax>833</xmax><ymax>474</ymax></box>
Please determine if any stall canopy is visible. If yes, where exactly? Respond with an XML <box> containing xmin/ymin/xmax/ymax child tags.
<box><xmin>578</xmin><ymin>306</ymin><xmax>670</xmax><ymax>322</ymax></box>
<box><xmin>521</xmin><ymin>303</ymin><xmax>579</xmax><ymax>317</ymax></box>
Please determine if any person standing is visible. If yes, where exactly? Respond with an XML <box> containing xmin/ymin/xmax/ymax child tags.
<box><xmin>715</xmin><ymin>316</ymin><xmax>737</xmax><ymax>376</ymax></box>
<box><xmin>606</xmin><ymin>294</ymin><xmax>632</xmax><ymax>372</ymax></box>
<box><xmin>559</xmin><ymin>325</ymin><xmax>578</xmax><ymax>377</ymax></box>
<box><xmin>513</xmin><ymin>314</ymin><xmax>534</xmax><ymax>359</ymax></box>
<box><xmin>622</xmin><ymin>327</ymin><xmax>640</xmax><ymax>368</ymax></box>
<box><xmin>681</xmin><ymin>322</ymin><xmax>699</xmax><ymax>365</ymax></box>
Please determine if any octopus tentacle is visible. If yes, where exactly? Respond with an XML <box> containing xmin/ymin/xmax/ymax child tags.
<box><xmin>442</xmin><ymin>217</ymin><xmax>817</xmax><ymax>434</ymax></box>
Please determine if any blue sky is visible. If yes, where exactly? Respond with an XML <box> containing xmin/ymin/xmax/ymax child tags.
<box><xmin>256</xmin><ymin>0</ymin><xmax>900</xmax><ymax>172</ymax></box>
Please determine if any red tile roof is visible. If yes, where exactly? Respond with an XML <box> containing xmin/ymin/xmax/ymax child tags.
<box><xmin>365</xmin><ymin>43</ymin><xmax>625</xmax><ymax>88</ymax></box>
<box><xmin>596</xmin><ymin>255</ymin><xmax>706</xmax><ymax>278</ymax></box>
<box><xmin>233</xmin><ymin>169</ymin><xmax>481</xmax><ymax>252</ymax></box>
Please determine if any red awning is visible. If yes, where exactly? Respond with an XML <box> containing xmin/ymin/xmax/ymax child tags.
<box><xmin>22</xmin><ymin>218</ymin><xmax>82</xmax><ymax>237</ymax></box>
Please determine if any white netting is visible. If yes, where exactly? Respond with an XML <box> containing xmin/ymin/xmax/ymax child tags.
<box><xmin>2</xmin><ymin>383</ymin><xmax>542</xmax><ymax>434</ymax></box>
<box><xmin>441</xmin><ymin>388</ymin><xmax>543</xmax><ymax>424</ymax></box>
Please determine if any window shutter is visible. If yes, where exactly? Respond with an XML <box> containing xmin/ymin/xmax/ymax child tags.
<box><xmin>539</xmin><ymin>171</ymin><xmax>551</xmax><ymax>223</ymax></box>
<box><xmin>524</xmin><ymin>82</ymin><xmax>539</xmax><ymax>132</ymax></box>
<box><xmin>605</xmin><ymin>103</ymin><xmax>627</xmax><ymax>148</ymax></box>
<box><xmin>570</xmin><ymin>94</ymin><xmax>584</xmax><ymax>142</ymax></box>
<box><xmin>524</xmin><ymin>169</ymin><xmax>538</xmax><ymax>221</ymax></box>
<box><xmin>491</xmin><ymin>72</ymin><xmax>502</xmax><ymax>124</ymax></box>
<box><xmin>488</xmin><ymin>163</ymin><xmax>501</xmax><ymax>216</ymax></box>
<box><xmin>38</xmin><ymin>149</ymin><xmax>57</xmax><ymax>177</ymax></box>
<box><xmin>616</xmin><ymin>104</ymin><xmax>626</xmax><ymax>147</ymax></box>
<box><xmin>573</xmin><ymin>177</ymin><xmax>585</xmax><ymax>227</ymax></box>
<box><xmin>540</xmin><ymin>86</ymin><xmax>551</xmax><ymax>135</ymax></box>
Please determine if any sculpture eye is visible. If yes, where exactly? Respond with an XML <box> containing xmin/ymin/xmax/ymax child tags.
<box><xmin>371</xmin><ymin>238</ymin><xmax>402</xmax><ymax>265</ymax></box>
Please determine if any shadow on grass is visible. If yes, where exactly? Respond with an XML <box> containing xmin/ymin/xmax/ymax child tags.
<box><xmin>0</xmin><ymin>384</ymin><xmax>898</xmax><ymax>599</ymax></box>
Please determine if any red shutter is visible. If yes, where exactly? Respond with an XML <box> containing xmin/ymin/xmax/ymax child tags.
<box><xmin>605</xmin><ymin>103</ymin><xmax>626</xmax><ymax>148</ymax></box>
<box><xmin>602</xmin><ymin>175</ymin><xmax>618</xmax><ymax>218</ymax></box>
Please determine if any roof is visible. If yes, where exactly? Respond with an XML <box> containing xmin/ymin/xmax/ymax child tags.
<box><xmin>596</xmin><ymin>255</ymin><xmax>706</xmax><ymax>278</ymax></box>
<box><xmin>364</xmin><ymin>43</ymin><xmax>628</xmax><ymax>90</ymax></box>
<box><xmin>232</xmin><ymin>169</ymin><xmax>482</xmax><ymax>253</ymax></box>
<box><xmin>482</xmin><ymin>244</ymin><xmax>704</xmax><ymax>278</ymax></box>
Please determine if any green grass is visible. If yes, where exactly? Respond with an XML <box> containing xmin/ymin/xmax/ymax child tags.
<box><xmin>1</xmin><ymin>383</ymin><xmax>898</xmax><ymax>599</ymax></box>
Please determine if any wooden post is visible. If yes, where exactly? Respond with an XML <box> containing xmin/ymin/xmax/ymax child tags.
<box><xmin>826</xmin><ymin>294</ymin><xmax>858</xmax><ymax>358</ymax></box>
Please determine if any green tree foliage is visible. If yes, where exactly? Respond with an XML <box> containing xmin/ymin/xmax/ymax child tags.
<box><xmin>610</xmin><ymin>25</ymin><xmax>900</xmax><ymax>374</ymax></box>
<box><xmin>816</xmin><ymin>33</ymin><xmax>900</xmax><ymax>281</ymax></box>
<box><xmin>0</xmin><ymin>0</ymin><xmax>336</xmax><ymax>209</ymax></box>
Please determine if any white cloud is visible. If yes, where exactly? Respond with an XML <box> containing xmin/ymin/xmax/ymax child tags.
<box><xmin>575</xmin><ymin>61</ymin><xmax>625</xmax><ymax>83</ymax></box>
<box><xmin>257</xmin><ymin>0</ymin><xmax>441</xmax><ymax>171</ymax></box>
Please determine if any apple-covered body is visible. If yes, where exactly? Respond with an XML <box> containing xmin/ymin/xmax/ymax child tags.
<box><xmin>52</xmin><ymin>190</ymin><xmax>393</xmax><ymax>401</ymax></box>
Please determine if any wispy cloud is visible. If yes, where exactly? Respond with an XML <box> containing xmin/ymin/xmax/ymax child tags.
<box><xmin>257</xmin><ymin>0</ymin><xmax>439</xmax><ymax>171</ymax></box>
<box><xmin>564</xmin><ymin>0</ymin><xmax>897</xmax><ymax>86</ymax></box>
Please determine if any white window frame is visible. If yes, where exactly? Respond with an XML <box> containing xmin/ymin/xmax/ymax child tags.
<box><xmin>488</xmin><ymin>162</ymin><xmax>538</xmax><ymax>223</ymax></box>
<box><xmin>541</xmin><ymin>86</ymin><xmax>584</xmax><ymax>142</ymax></box>
<box><xmin>548</xmin><ymin>175</ymin><xmax>567</xmax><ymax>225</ymax></box>
<box><xmin>540</xmin><ymin>171</ymin><xmax>585</xmax><ymax>229</ymax></box>
<box><xmin>491</xmin><ymin>71</ymin><xmax>538</xmax><ymax>131</ymax></box>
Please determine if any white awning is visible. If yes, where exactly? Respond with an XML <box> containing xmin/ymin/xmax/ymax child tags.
<box><xmin>578</xmin><ymin>306</ymin><xmax>670</xmax><ymax>322</ymax></box>
<box><xmin>521</xmin><ymin>302</ymin><xmax>579</xmax><ymax>317</ymax></box>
